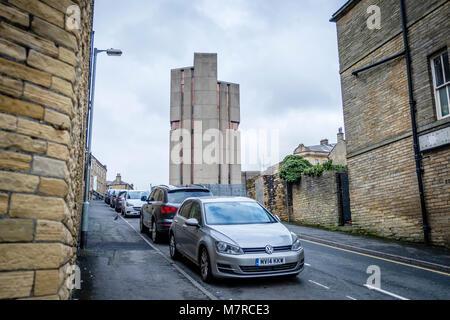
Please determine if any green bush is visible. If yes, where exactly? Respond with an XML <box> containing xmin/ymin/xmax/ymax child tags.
<box><xmin>279</xmin><ymin>155</ymin><xmax>313</xmax><ymax>183</ymax></box>
<box><xmin>280</xmin><ymin>156</ymin><xmax>348</xmax><ymax>183</ymax></box>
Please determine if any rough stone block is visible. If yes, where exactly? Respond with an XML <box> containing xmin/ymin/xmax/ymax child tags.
<box><xmin>0</xmin><ymin>171</ymin><xmax>39</xmax><ymax>192</ymax></box>
<box><xmin>44</xmin><ymin>109</ymin><xmax>70</xmax><ymax>130</ymax></box>
<box><xmin>31</xmin><ymin>17</ymin><xmax>77</xmax><ymax>50</ymax></box>
<box><xmin>46</xmin><ymin>142</ymin><xmax>69</xmax><ymax>161</ymax></box>
<box><xmin>0</xmin><ymin>3</ymin><xmax>29</xmax><ymax>27</ymax></box>
<box><xmin>51</xmin><ymin>77</ymin><xmax>73</xmax><ymax>98</ymax></box>
<box><xmin>9</xmin><ymin>0</ymin><xmax>64</xmax><ymax>28</ymax></box>
<box><xmin>0</xmin><ymin>219</ymin><xmax>34</xmax><ymax>242</ymax></box>
<box><xmin>39</xmin><ymin>177</ymin><xmax>68</xmax><ymax>197</ymax></box>
<box><xmin>0</xmin><ymin>22</ymin><xmax>58</xmax><ymax>58</ymax></box>
<box><xmin>0</xmin><ymin>149</ymin><xmax>31</xmax><ymax>171</ymax></box>
<box><xmin>0</xmin><ymin>38</ymin><xmax>26</xmax><ymax>61</ymax></box>
<box><xmin>34</xmin><ymin>269</ymin><xmax>60</xmax><ymax>296</ymax></box>
<box><xmin>0</xmin><ymin>111</ymin><xmax>17</xmax><ymax>131</ymax></box>
<box><xmin>0</xmin><ymin>130</ymin><xmax>47</xmax><ymax>154</ymax></box>
<box><xmin>9</xmin><ymin>194</ymin><xmax>68</xmax><ymax>220</ymax></box>
<box><xmin>27</xmin><ymin>50</ymin><xmax>76</xmax><ymax>84</ymax></box>
<box><xmin>0</xmin><ymin>271</ymin><xmax>33</xmax><ymax>299</ymax></box>
<box><xmin>0</xmin><ymin>93</ymin><xmax>44</xmax><ymax>120</ymax></box>
<box><xmin>32</xmin><ymin>156</ymin><xmax>68</xmax><ymax>179</ymax></box>
<box><xmin>17</xmin><ymin>118</ymin><xmax>70</xmax><ymax>145</ymax></box>
<box><xmin>0</xmin><ymin>75</ymin><xmax>23</xmax><ymax>98</ymax></box>
<box><xmin>0</xmin><ymin>243</ymin><xmax>71</xmax><ymax>270</ymax></box>
<box><xmin>0</xmin><ymin>56</ymin><xmax>52</xmax><ymax>88</ymax></box>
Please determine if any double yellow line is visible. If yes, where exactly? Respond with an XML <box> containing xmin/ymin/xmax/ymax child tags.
<box><xmin>301</xmin><ymin>238</ymin><xmax>450</xmax><ymax>277</ymax></box>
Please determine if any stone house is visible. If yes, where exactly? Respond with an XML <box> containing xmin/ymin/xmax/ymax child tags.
<box><xmin>293</xmin><ymin>128</ymin><xmax>347</xmax><ymax>166</ymax></box>
<box><xmin>0</xmin><ymin>0</ymin><xmax>94</xmax><ymax>299</ymax></box>
<box><xmin>107</xmin><ymin>173</ymin><xmax>133</xmax><ymax>190</ymax></box>
<box><xmin>89</xmin><ymin>154</ymin><xmax>107</xmax><ymax>199</ymax></box>
<box><xmin>331</xmin><ymin>0</ymin><xmax>449</xmax><ymax>246</ymax></box>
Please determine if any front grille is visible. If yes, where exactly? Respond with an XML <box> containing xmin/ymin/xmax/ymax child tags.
<box><xmin>240</xmin><ymin>262</ymin><xmax>298</xmax><ymax>273</ymax></box>
<box><xmin>242</xmin><ymin>245</ymin><xmax>292</xmax><ymax>254</ymax></box>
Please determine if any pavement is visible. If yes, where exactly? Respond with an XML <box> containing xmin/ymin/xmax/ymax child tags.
<box><xmin>74</xmin><ymin>200</ymin><xmax>450</xmax><ymax>300</ymax></box>
<box><xmin>284</xmin><ymin>223</ymin><xmax>450</xmax><ymax>273</ymax></box>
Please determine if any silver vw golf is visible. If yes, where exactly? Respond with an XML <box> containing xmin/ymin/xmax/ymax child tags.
<box><xmin>169</xmin><ymin>197</ymin><xmax>305</xmax><ymax>282</ymax></box>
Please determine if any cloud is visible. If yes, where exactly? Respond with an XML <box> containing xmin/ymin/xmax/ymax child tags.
<box><xmin>92</xmin><ymin>0</ymin><xmax>345</xmax><ymax>189</ymax></box>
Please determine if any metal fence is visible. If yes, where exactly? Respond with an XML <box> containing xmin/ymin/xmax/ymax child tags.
<box><xmin>202</xmin><ymin>184</ymin><xmax>247</xmax><ymax>197</ymax></box>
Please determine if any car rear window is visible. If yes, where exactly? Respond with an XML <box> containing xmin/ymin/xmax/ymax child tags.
<box><xmin>167</xmin><ymin>189</ymin><xmax>212</xmax><ymax>203</ymax></box>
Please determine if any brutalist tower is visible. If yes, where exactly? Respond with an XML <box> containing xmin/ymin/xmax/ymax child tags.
<box><xmin>169</xmin><ymin>53</ymin><xmax>241</xmax><ymax>186</ymax></box>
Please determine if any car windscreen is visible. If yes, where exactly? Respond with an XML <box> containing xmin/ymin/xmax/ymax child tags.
<box><xmin>127</xmin><ymin>191</ymin><xmax>149</xmax><ymax>199</ymax></box>
<box><xmin>204</xmin><ymin>201</ymin><xmax>277</xmax><ymax>225</ymax></box>
<box><xmin>167</xmin><ymin>190</ymin><xmax>212</xmax><ymax>203</ymax></box>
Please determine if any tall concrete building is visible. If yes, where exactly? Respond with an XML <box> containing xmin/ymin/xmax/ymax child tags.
<box><xmin>170</xmin><ymin>53</ymin><xmax>241</xmax><ymax>186</ymax></box>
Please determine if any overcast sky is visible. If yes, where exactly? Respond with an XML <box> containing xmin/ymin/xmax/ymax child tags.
<box><xmin>91</xmin><ymin>0</ymin><xmax>345</xmax><ymax>190</ymax></box>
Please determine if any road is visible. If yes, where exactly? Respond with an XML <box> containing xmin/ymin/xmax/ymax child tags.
<box><xmin>75</xmin><ymin>201</ymin><xmax>450</xmax><ymax>300</ymax></box>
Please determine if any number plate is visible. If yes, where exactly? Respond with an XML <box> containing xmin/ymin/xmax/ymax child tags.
<box><xmin>255</xmin><ymin>257</ymin><xmax>285</xmax><ymax>266</ymax></box>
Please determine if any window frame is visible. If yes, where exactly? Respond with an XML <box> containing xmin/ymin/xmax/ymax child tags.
<box><xmin>430</xmin><ymin>50</ymin><xmax>450</xmax><ymax>120</ymax></box>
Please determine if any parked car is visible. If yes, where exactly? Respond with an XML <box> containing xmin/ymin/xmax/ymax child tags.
<box><xmin>110</xmin><ymin>189</ymin><xmax>121</xmax><ymax>208</ymax></box>
<box><xmin>121</xmin><ymin>190</ymin><xmax>150</xmax><ymax>217</ymax></box>
<box><xmin>168</xmin><ymin>197</ymin><xmax>304</xmax><ymax>282</ymax></box>
<box><xmin>115</xmin><ymin>190</ymin><xmax>127</xmax><ymax>213</ymax></box>
<box><xmin>140</xmin><ymin>185</ymin><xmax>212</xmax><ymax>243</ymax></box>
<box><xmin>105</xmin><ymin>189</ymin><xmax>113</xmax><ymax>204</ymax></box>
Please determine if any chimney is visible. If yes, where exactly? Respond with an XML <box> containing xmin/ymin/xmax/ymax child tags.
<box><xmin>337</xmin><ymin>127</ymin><xmax>344</xmax><ymax>142</ymax></box>
<box><xmin>115</xmin><ymin>173</ymin><xmax>121</xmax><ymax>184</ymax></box>
<box><xmin>320</xmin><ymin>139</ymin><xmax>329</xmax><ymax>146</ymax></box>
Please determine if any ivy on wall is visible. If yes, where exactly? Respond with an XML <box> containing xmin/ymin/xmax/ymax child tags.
<box><xmin>279</xmin><ymin>155</ymin><xmax>348</xmax><ymax>183</ymax></box>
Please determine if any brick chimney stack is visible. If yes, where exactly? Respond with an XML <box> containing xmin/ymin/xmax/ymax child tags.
<box><xmin>337</xmin><ymin>127</ymin><xmax>344</xmax><ymax>142</ymax></box>
<box><xmin>320</xmin><ymin>139</ymin><xmax>329</xmax><ymax>146</ymax></box>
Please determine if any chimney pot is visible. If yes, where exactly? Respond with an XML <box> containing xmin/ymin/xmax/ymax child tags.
<box><xmin>320</xmin><ymin>139</ymin><xmax>329</xmax><ymax>146</ymax></box>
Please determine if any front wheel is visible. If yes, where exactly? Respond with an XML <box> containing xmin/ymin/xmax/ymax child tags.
<box><xmin>140</xmin><ymin>214</ymin><xmax>149</xmax><ymax>234</ymax></box>
<box><xmin>200</xmin><ymin>247</ymin><xmax>213</xmax><ymax>283</ymax></box>
<box><xmin>169</xmin><ymin>233</ymin><xmax>180</xmax><ymax>260</ymax></box>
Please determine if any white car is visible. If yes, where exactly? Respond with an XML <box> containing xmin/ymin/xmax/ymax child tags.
<box><xmin>121</xmin><ymin>190</ymin><xmax>150</xmax><ymax>217</ymax></box>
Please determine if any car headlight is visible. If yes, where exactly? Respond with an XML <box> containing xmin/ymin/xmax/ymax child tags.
<box><xmin>215</xmin><ymin>241</ymin><xmax>243</xmax><ymax>255</ymax></box>
<box><xmin>291</xmin><ymin>232</ymin><xmax>302</xmax><ymax>251</ymax></box>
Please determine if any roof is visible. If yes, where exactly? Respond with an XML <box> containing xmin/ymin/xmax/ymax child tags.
<box><xmin>307</xmin><ymin>144</ymin><xmax>336</xmax><ymax>153</ymax></box>
<box><xmin>330</xmin><ymin>0</ymin><xmax>361</xmax><ymax>22</ymax></box>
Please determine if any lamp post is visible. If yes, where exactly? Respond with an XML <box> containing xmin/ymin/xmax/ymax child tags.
<box><xmin>80</xmin><ymin>48</ymin><xmax>122</xmax><ymax>249</ymax></box>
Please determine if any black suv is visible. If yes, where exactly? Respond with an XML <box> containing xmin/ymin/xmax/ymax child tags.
<box><xmin>140</xmin><ymin>185</ymin><xmax>212</xmax><ymax>243</ymax></box>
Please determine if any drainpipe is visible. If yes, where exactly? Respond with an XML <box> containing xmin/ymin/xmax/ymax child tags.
<box><xmin>399</xmin><ymin>0</ymin><xmax>431</xmax><ymax>245</ymax></box>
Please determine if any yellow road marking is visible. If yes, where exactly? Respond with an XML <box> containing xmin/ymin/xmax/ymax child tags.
<box><xmin>301</xmin><ymin>238</ymin><xmax>450</xmax><ymax>277</ymax></box>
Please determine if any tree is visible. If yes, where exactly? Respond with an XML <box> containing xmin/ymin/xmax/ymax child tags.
<box><xmin>279</xmin><ymin>155</ymin><xmax>313</xmax><ymax>183</ymax></box>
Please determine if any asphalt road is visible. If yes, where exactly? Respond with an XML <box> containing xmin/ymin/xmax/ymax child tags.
<box><xmin>75</xmin><ymin>201</ymin><xmax>450</xmax><ymax>300</ymax></box>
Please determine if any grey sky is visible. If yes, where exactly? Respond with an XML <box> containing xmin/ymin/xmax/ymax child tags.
<box><xmin>91</xmin><ymin>0</ymin><xmax>345</xmax><ymax>190</ymax></box>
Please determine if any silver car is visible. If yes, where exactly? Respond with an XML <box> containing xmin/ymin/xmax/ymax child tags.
<box><xmin>169</xmin><ymin>197</ymin><xmax>305</xmax><ymax>282</ymax></box>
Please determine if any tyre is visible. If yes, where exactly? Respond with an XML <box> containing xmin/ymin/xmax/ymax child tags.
<box><xmin>151</xmin><ymin>219</ymin><xmax>161</xmax><ymax>243</ymax></box>
<box><xmin>140</xmin><ymin>214</ymin><xmax>149</xmax><ymax>234</ymax></box>
<box><xmin>200</xmin><ymin>247</ymin><xmax>213</xmax><ymax>283</ymax></box>
<box><xmin>169</xmin><ymin>233</ymin><xmax>180</xmax><ymax>260</ymax></box>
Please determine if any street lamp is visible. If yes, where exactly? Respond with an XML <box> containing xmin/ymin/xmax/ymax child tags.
<box><xmin>80</xmin><ymin>47</ymin><xmax>122</xmax><ymax>249</ymax></box>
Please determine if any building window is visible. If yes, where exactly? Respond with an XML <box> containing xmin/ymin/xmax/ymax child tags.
<box><xmin>315</xmin><ymin>160</ymin><xmax>319</xmax><ymax>165</ymax></box>
<box><xmin>323</xmin><ymin>160</ymin><xmax>327</xmax><ymax>164</ymax></box>
<box><xmin>171</xmin><ymin>121</ymin><xmax>180</xmax><ymax>130</ymax></box>
<box><xmin>431</xmin><ymin>50</ymin><xmax>450</xmax><ymax>119</ymax></box>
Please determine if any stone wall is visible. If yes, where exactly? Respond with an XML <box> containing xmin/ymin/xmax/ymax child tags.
<box><xmin>291</xmin><ymin>172</ymin><xmax>341</xmax><ymax>227</ymax></box>
<box><xmin>246</xmin><ymin>173</ymin><xmax>290</xmax><ymax>221</ymax></box>
<box><xmin>0</xmin><ymin>0</ymin><xmax>93</xmax><ymax>299</ymax></box>
<box><xmin>333</xmin><ymin>0</ymin><xmax>449</xmax><ymax>247</ymax></box>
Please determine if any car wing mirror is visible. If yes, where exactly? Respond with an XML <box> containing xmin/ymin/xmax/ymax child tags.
<box><xmin>185</xmin><ymin>218</ymin><xmax>200</xmax><ymax>228</ymax></box>
<box><xmin>274</xmin><ymin>214</ymin><xmax>281</xmax><ymax>222</ymax></box>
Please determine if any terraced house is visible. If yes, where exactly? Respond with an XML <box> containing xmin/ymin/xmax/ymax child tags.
<box><xmin>0</xmin><ymin>0</ymin><xmax>93</xmax><ymax>299</ymax></box>
<box><xmin>331</xmin><ymin>0</ymin><xmax>449</xmax><ymax>247</ymax></box>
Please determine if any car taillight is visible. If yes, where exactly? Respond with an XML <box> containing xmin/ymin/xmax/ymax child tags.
<box><xmin>118</xmin><ymin>197</ymin><xmax>122</xmax><ymax>200</ymax></box>
<box><xmin>161</xmin><ymin>206</ymin><xmax>177</xmax><ymax>214</ymax></box>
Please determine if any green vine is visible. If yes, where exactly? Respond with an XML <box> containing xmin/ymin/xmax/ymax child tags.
<box><xmin>280</xmin><ymin>155</ymin><xmax>348</xmax><ymax>183</ymax></box>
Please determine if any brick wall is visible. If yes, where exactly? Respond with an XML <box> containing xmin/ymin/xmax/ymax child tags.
<box><xmin>0</xmin><ymin>0</ymin><xmax>93</xmax><ymax>299</ymax></box>
<box><xmin>334</xmin><ymin>0</ymin><xmax>449</xmax><ymax>247</ymax></box>
<box><xmin>291</xmin><ymin>172</ymin><xmax>341</xmax><ymax>227</ymax></box>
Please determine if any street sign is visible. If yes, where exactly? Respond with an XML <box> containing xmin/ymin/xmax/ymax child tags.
<box><xmin>419</xmin><ymin>126</ymin><xmax>450</xmax><ymax>152</ymax></box>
